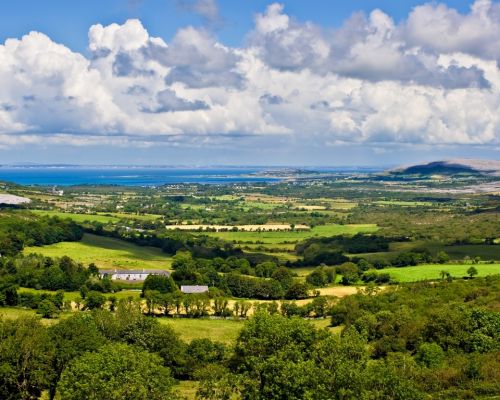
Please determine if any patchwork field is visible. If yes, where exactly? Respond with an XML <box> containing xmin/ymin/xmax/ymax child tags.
<box><xmin>203</xmin><ymin>224</ymin><xmax>378</xmax><ymax>245</ymax></box>
<box><xmin>384</xmin><ymin>263</ymin><xmax>500</xmax><ymax>282</ymax></box>
<box><xmin>30</xmin><ymin>210</ymin><xmax>121</xmax><ymax>223</ymax></box>
<box><xmin>355</xmin><ymin>242</ymin><xmax>500</xmax><ymax>262</ymax></box>
<box><xmin>24</xmin><ymin>233</ymin><xmax>173</xmax><ymax>270</ymax></box>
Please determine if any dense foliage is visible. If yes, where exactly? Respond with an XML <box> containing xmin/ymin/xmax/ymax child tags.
<box><xmin>0</xmin><ymin>211</ymin><xmax>83</xmax><ymax>257</ymax></box>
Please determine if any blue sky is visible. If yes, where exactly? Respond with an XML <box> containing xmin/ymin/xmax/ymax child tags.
<box><xmin>0</xmin><ymin>0</ymin><xmax>498</xmax><ymax>166</ymax></box>
<box><xmin>0</xmin><ymin>0</ymin><xmax>474</xmax><ymax>52</ymax></box>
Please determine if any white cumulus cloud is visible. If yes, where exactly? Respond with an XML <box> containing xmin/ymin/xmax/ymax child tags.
<box><xmin>0</xmin><ymin>0</ymin><xmax>499</xmax><ymax>150</ymax></box>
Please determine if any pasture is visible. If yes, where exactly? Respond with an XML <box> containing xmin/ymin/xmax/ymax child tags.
<box><xmin>158</xmin><ymin>318</ymin><xmax>245</xmax><ymax>344</ymax></box>
<box><xmin>203</xmin><ymin>224</ymin><xmax>378</xmax><ymax>245</ymax></box>
<box><xmin>160</xmin><ymin>316</ymin><xmax>340</xmax><ymax>346</ymax></box>
<box><xmin>30</xmin><ymin>210</ymin><xmax>121</xmax><ymax>223</ymax></box>
<box><xmin>30</xmin><ymin>209</ymin><xmax>162</xmax><ymax>223</ymax></box>
<box><xmin>384</xmin><ymin>263</ymin><xmax>500</xmax><ymax>282</ymax></box>
<box><xmin>24</xmin><ymin>233</ymin><xmax>173</xmax><ymax>270</ymax></box>
<box><xmin>18</xmin><ymin>287</ymin><xmax>81</xmax><ymax>302</ymax></box>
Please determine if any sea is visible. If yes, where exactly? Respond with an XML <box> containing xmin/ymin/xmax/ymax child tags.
<box><xmin>0</xmin><ymin>167</ymin><xmax>279</xmax><ymax>186</ymax></box>
<box><xmin>0</xmin><ymin>166</ymin><xmax>384</xmax><ymax>187</ymax></box>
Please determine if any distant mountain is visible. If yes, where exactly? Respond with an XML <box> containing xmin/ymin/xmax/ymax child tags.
<box><xmin>390</xmin><ymin>159</ymin><xmax>500</xmax><ymax>176</ymax></box>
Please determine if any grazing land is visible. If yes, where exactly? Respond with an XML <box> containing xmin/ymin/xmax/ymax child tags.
<box><xmin>24</xmin><ymin>233</ymin><xmax>173</xmax><ymax>270</ymax></box>
<box><xmin>159</xmin><ymin>318</ymin><xmax>245</xmax><ymax>344</ymax></box>
<box><xmin>383</xmin><ymin>263</ymin><xmax>500</xmax><ymax>282</ymax></box>
<box><xmin>203</xmin><ymin>224</ymin><xmax>378</xmax><ymax>243</ymax></box>
<box><xmin>30</xmin><ymin>210</ymin><xmax>122</xmax><ymax>223</ymax></box>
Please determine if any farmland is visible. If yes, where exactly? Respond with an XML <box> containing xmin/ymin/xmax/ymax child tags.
<box><xmin>383</xmin><ymin>263</ymin><xmax>500</xmax><ymax>282</ymax></box>
<box><xmin>1</xmin><ymin>164</ymin><xmax>499</xmax><ymax>399</ymax></box>
<box><xmin>24</xmin><ymin>233</ymin><xmax>173</xmax><ymax>270</ymax></box>
<box><xmin>203</xmin><ymin>223</ymin><xmax>378</xmax><ymax>243</ymax></box>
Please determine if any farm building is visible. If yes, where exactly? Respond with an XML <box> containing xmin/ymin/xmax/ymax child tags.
<box><xmin>99</xmin><ymin>269</ymin><xmax>170</xmax><ymax>281</ymax></box>
<box><xmin>181</xmin><ymin>285</ymin><xmax>209</xmax><ymax>294</ymax></box>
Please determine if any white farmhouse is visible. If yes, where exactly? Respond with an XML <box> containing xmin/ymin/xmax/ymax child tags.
<box><xmin>99</xmin><ymin>269</ymin><xmax>170</xmax><ymax>281</ymax></box>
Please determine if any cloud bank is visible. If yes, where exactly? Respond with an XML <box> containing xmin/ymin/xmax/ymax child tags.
<box><xmin>0</xmin><ymin>0</ymin><xmax>500</xmax><ymax>149</ymax></box>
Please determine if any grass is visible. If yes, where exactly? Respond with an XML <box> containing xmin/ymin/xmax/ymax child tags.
<box><xmin>17</xmin><ymin>287</ymin><xmax>142</xmax><ymax>302</ymax></box>
<box><xmin>0</xmin><ymin>307</ymin><xmax>72</xmax><ymax>325</ymax></box>
<box><xmin>30</xmin><ymin>210</ymin><xmax>121</xmax><ymax>223</ymax></box>
<box><xmin>158</xmin><ymin>318</ymin><xmax>245</xmax><ymax>344</ymax></box>
<box><xmin>105</xmin><ymin>212</ymin><xmax>162</xmax><ymax>221</ymax></box>
<box><xmin>31</xmin><ymin>210</ymin><xmax>162</xmax><ymax>223</ymax></box>
<box><xmin>441</xmin><ymin>245</ymin><xmax>500</xmax><ymax>260</ymax></box>
<box><xmin>384</xmin><ymin>263</ymin><xmax>500</xmax><ymax>282</ymax></box>
<box><xmin>160</xmin><ymin>316</ymin><xmax>340</xmax><ymax>347</ymax></box>
<box><xmin>203</xmin><ymin>224</ymin><xmax>378</xmax><ymax>245</ymax></box>
<box><xmin>0</xmin><ymin>306</ymin><xmax>39</xmax><ymax>319</ymax></box>
<box><xmin>18</xmin><ymin>287</ymin><xmax>81</xmax><ymax>302</ymax></box>
<box><xmin>24</xmin><ymin>233</ymin><xmax>173</xmax><ymax>270</ymax></box>
<box><xmin>356</xmin><ymin>242</ymin><xmax>500</xmax><ymax>263</ymax></box>
<box><xmin>374</xmin><ymin>200</ymin><xmax>433</xmax><ymax>207</ymax></box>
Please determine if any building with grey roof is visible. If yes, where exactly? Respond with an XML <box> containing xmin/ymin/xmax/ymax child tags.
<box><xmin>181</xmin><ymin>285</ymin><xmax>209</xmax><ymax>294</ymax></box>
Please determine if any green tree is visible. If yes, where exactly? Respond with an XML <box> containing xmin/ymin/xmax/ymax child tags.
<box><xmin>196</xmin><ymin>365</ymin><xmax>237</xmax><ymax>400</ymax></box>
<box><xmin>234</xmin><ymin>313</ymin><xmax>326</xmax><ymax>399</ymax></box>
<box><xmin>84</xmin><ymin>291</ymin><xmax>106</xmax><ymax>310</ymax></box>
<box><xmin>271</xmin><ymin>267</ymin><xmax>294</xmax><ymax>291</ymax></box>
<box><xmin>416</xmin><ymin>343</ymin><xmax>444</xmax><ymax>368</ymax></box>
<box><xmin>285</xmin><ymin>282</ymin><xmax>310</xmax><ymax>299</ymax></box>
<box><xmin>338</xmin><ymin>262</ymin><xmax>360</xmax><ymax>285</ymax></box>
<box><xmin>56</xmin><ymin>343</ymin><xmax>176</xmax><ymax>400</ymax></box>
<box><xmin>467</xmin><ymin>266</ymin><xmax>478</xmax><ymax>278</ymax></box>
<box><xmin>0</xmin><ymin>316</ymin><xmax>54</xmax><ymax>400</ymax></box>
<box><xmin>142</xmin><ymin>274</ymin><xmax>177</xmax><ymax>296</ymax></box>
<box><xmin>37</xmin><ymin>299</ymin><xmax>59</xmax><ymax>318</ymax></box>
<box><xmin>47</xmin><ymin>314</ymin><xmax>106</xmax><ymax>399</ymax></box>
<box><xmin>435</xmin><ymin>251</ymin><xmax>449</xmax><ymax>264</ymax></box>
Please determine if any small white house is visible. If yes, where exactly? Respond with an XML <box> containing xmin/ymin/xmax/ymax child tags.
<box><xmin>99</xmin><ymin>269</ymin><xmax>170</xmax><ymax>281</ymax></box>
<box><xmin>181</xmin><ymin>285</ymin><xmax>209</xmax><ymax>294</ymax></box>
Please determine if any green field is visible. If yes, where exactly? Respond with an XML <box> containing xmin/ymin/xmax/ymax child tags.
<box><xmin>158</xmin><ymin>318</ymin><xmax>245</xmax><ymax>344</ymax></box>
<box><xmin>17</xmin><ymin>287</ymin><xmax>142</xmax><ymax>302</ymax></box>
<box><xmin>24</xmin><ymin>233</ymin><xmax>172</xmax><ymax>270</ymax></box>
<box><xmin>384</xmin><ymin>263</ymin><xmax>500</xmax><ymax>282</ymax></box>
<box><xmin>204</xmin><ymin>224</ymin><xmax>378</xmax><ymax>245</ymax></box>
<box><xmin>30</xmin><ymin>210</ymin><xmax>162</xmax><ymax>223</ymax></box>
<box><xmin>30</xmin><ymin>210</ymin><xmax>122</xmax><ymax>223</ymax></box>
<box><xmin>159</xmin><ymin>316</ymin><xmax>339</xmax><ymax>345</ymax></box>
<box><xmin>0</xmin><ymin>307</ymin><xmax>73</xmax><ymax>325</ymax></box>
<box><xmin>355</xmin><ymin>242</ymin><xmax>500</xmax><ymax>263</ymax></box>
<box><xmin>18</xmin><ymin>287</ymin><xmax>81</xmax><ymax>302</ymax></box>
<box><xmin>374</xmin><ymin>200</ymin><xmax>434</xmax><ymax>207</ymax></box>
<box><xmin>105</xmin><ymin>212</ymin><xmax>162</xmax><ymax>221</ymax></box>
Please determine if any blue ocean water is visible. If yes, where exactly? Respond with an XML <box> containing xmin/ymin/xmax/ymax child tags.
<box><xmin>0</xmin><ymin>167</ymin><xmax>280</xmax><ymax>186</ymax></box>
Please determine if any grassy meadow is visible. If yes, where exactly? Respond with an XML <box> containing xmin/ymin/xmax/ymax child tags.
<box><xmin>30</xmin><ymin>209</ymin><xmax>162</xmax><ymax>223</ymax></box>
<box><xmin>203</xmin><ymin>224</ymin><xmax>378</xmax><ymax>245</ymax></box>
<box><xmin>159</xmin><ymin>318</ymin><xmax>245</xmax><ymax>344</ymax></box>
<box><xmin>24</xmin><ymin>233</ymin><xmax>172</xmax><ymax>270</ymax></box>
<box><xmin>30</xmin><ymin>210</ymin><xmax>122</xmax><ymax>223</ymax></box>
<box><xmin>384</xmin><ymin>263</ymin><xmax>500</xmax><ymax>282</ymax></box>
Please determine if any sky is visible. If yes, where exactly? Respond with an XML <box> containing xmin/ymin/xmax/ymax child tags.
<box><xmin>0</xmin><ymin>0</ymin><xmax>499</xmax><ymax>166</ymax></box>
